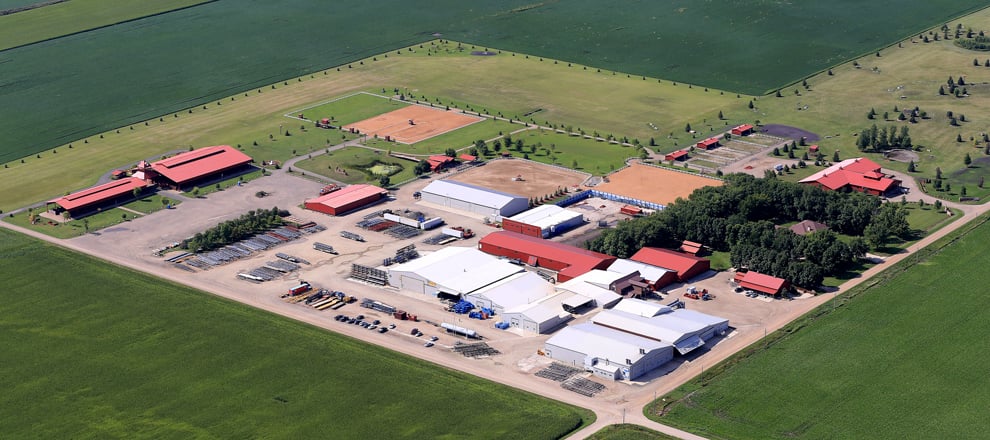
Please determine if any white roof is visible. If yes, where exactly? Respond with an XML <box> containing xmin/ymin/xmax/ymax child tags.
<box><xmin>611</xmin><ymin>298</ymin><xmax>671</xmax><ymax>317</ymax></box>
<box><xmin>799</xmin><ymin>158</ymin><xmax>865</xmax><ymax>183</ymax></box>
<box><xmin>570</xmin><ymin>269</ymin><xmax>630</xmax><ymax>290</ymax></box>
<box><xmin>592</xmin><ymin>309</ymin><xmax>705</xmax><ymax>348</ymax></box>
<box><xmin>504</xmin><ymin>291</ymin><xmax>572</xmax><ymax>323</ymax></box>
<box><xmin>670</xmin><ymin>309</ymin><xmax>729</xmax><ymax>328</ymax></box>
<box><xmin>555</xmin><ymin>276</ymin><xmax>622</xmax><ymax>306</ymax></box>
<box><xmin>422</xmin><ymin>179</ymin><xmax>526</xmax><ymax>209</ymax></box>
<box><xmin>507</xmin><ymin>204</ymin><xmax>583</xmax><ymax>229</ymax></box>
<box><xmin>608</xmin><ymin>259</ymin><xmax>674</xmax><ymax>283</ymax></box>
<box><xmin>389</xmin><ymin>247</ymin><xmax>522</xmax><ymax>294</ymax></box>
<box><xmin>546</xmin><ymin>323</ymin><xmax>671</xmax><ymax>364</ymax></box>
<box><xmin>470</xmin><ymin>272</ymin><xmax>555</xmax><ymax>310</ymax></box>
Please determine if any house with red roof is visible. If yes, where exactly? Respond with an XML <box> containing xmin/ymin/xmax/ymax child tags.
<box><xmin>696</xmin><ymin>137</ymin><xmax>720</xmax><ymax>150</ymax></box>
<box><xmin>798</xmin><ymin>158</ymin><xmax>900</xmax><ymax>196</ymax></box>
<box><xmin>731</xmin><ymin>124</ymin><xmax>754</xmax><ymax>136</ymax></box>
<box><xmin>47</xmin><ymin>177</ymin><xmax>149</xmax><ymax>217</ymax></box>
<box><xmin>478</xmin><ymin>231</ymin><xmax>616</xmax><ymax>282</ymax></box>
<box><xmin>734</xmin><ymin>270</ymin><xmax>789</xmax><ymax>296</ymax></box>
<box><xmin>148</xmin><ymin>145</ymin><xmax>253</xmax><ymax>189</ymax></box>
<box><xmin>630</xmin><ymin>247</ymin><xmax>710</xmax><ymax>282</ymax></box>
<box><xmin>664</xmin><ymin>149</ymin><xmax>689</xmax><ymax>161</ymax></box>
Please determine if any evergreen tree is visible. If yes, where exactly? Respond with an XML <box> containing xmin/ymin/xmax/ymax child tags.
<box><xmin>965</xmin><ymin>153</ymin><xmax>972</xmax><ymax>166</ymax></box>
<box><xmin>907</xmin><ymin>161</ymin><xmax>916</xmax><ymax>172</ymax></box>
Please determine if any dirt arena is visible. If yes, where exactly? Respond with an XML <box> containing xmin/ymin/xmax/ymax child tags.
<box><xmin>451</xmin><ymin>158</ymin><xmax>590</xmax><ymax>199</ymax></box>
<box><xmin>595</xmin><ymin>163</ymin><xmax>723</xmax><ymax>205</ymax></box>
<box><xmin>343</xmin><ymin>105</ymin><xmax>482</xmax><ymax>144</ymax></box>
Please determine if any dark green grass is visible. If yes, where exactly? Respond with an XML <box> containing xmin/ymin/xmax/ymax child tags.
<box><xmin>294</xmin><ymin>147</ymin><xmax>417</xmax><ymax>185</ymax></box>
<box><xmin>650</xmin><ymin>214</ymin><xmax>990</xmax><ymax>439</ymax></box>
<box><xmin>0</xmin><ymin>228</ymin><xmax>592</xmax><ymax>438</ymax></box>
<box><xmin>293</xmin><ymin>92</ymin><xmax>409</xmax><ymax>126</ymax></box>
<box><xmin>587</xmin><ymin>424</ymin><xmax>678</xmax><ymax>440</ymax></box>
<box><xmin>513</xmin><ymin>130</ymin><xmax>634</xmax><ymax>175</ymax></box>
<box><xmin>3</xmin><ymin>0</ymin><xmax>987</xmax><ymax>163</ymax></box>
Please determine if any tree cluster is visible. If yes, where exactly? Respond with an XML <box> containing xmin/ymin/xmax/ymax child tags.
<box><xmin>183</xmin><ymin>207</ymin><xmax>284</xmax><ymax>252</ymax></box>
<box><xmin>588</xmin><ymin>174</ymin><xmax>910</xmax><ymax>288</ymax></box>
<box><xmin>956</xmin><ymin>34</ymin><xmax>990</xmax><ymax>51</ymax></box>
<box><xmin>856</xmin><ymin>124</ymin><xmax>912</xmax><ymax>151</ymax></box>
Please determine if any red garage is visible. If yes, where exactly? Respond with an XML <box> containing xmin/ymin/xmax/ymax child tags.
<box><xmin>630</xmin><ymin>247</ymin><xmax>710</xmax><ymax>282</ymax></box>
<box><xmin>304</xmin><ymin>184</ymin><xmax>388</xmax><ymax>216</ymax></box>
<box><xmin>478</xmin><ymin>231</ymin><xmax>616</xmax><ymax>282</ymax></box>
<box><xmin>731</xmin><ymin>124</ymin><xmax>754</xmax><ymax>136</ymax></box>
<box><xmin>734</xmin><ymin>270</ymin><xmax>789</xmax><ymax>296</ymax></box>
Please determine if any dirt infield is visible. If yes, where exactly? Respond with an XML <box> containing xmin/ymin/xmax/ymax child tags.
<box><xmin>343</xmin><ymin>105</ymin><xmax>482</xmax><ymax>144</ymax></box>
<box><xmin>450</xmin><ymin>159</ymin><xmax>589</xmax><ymax>199</ymax></box>
<box><xmin>595</xmin><ymin>163</ymin><xmax>723</xmax><ymax>205</ymax></box>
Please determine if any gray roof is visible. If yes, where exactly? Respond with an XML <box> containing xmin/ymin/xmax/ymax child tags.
<box><xmin>608</xmin><ymin>259</ymin><xmax>675</xmax><ymax>283</ymax></box>
<box><xmin>507</xmin><ymin>204</ymin><xmax>583</xmax><ymax>228</ymax></box>
<box><xmin>422</xmin><ymin>179</ymin><xmax>527</xmax><ymax>209</ymax></box>
<box><xmin>546</xmin><ymin>323</ymin><xmax>671</xmax><ymax>364</ymax></box>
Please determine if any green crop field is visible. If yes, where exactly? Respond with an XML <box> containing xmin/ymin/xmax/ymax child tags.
<box><xmin>292</xmin><ymin>92</ymin><xmax>410</xmax><ymax>126</ymax></box>
<box><xmin>0</xmin><ymin>0</ymin><xmax>209</xmax><ymax>51</ymax></box>
<box><xmin>650</xmin><ymin>214</ymin><xmax>990</xmax><ymax>439</ymax></box>
<box><xmin>587</xmin><ymin>424</ymin><xmax>678</xmax><ymax>440</ymax></box>
<box><xmin>0</xmin><ymin>228</ymin><xmax>592</xmax><ymax>438</ymax></box>
<box><xmin>2</xmin><ymin>0</ymin><xmax>986</xmax><ymax>163</ymax></box>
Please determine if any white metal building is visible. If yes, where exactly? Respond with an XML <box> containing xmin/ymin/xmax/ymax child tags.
<box><xmin>555</xmin><ymin>271</ymin><xmax>623</xmax><ymax>309</ymax></box>
<box><xmin>544</xmin><ymin>323</ymin><xmax>674</xmax><ymax>381</ymax></box>
<box><xmin>503</xmin><ymin>204</ymin><xmax>585</xmax><ymax>238</ymax></box>
<box><xmin>611</xmin><ymin>298</ymin><xmax>671</xmax><ymax>317</ymax></box>
<box><xmin>420</xmin><ymin>179</ymin><xmax>530</xmax><ymax>217</ymax></box>
<box><xmin>387</xmin><ymin>247</ymin><xmax>523</xmax><ymax>296</ymax></box>
<box><xmin>465</xmin><ymin>271</ymin><xmax>556</xmax><ymax>315</ymax></box>
<box><xmin>592</xmin><ymin>309</ymin><xmax>706</xmax><ymax>355</ymax></box>
<box><xmin>502</xmin><ymin>292</ymin><xmax>574</xmax><ymax>334</ymax></box>
<box><xmin>666</xmin><ymin>309</ymin><xmax>730</xmax><ymax>341</ymax></box>
<box><xmin>607</xmin><ymin>258</ymin><xmax>678</xmax><ymax>288</ymax></box>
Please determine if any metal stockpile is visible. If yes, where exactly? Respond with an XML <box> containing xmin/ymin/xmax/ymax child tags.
<box><xmin>422</xmin><ymin>233</ymin><xmax>450</xmax><ymax>245</ymax></box>
<box><xmin>313</xmin><ymin>242</ymin><xmax>337</xmax><ymax>254</ymax></box>
<box><xmin>244</xmin><ymin>266</ymin><xmax>283</xmax><ymax>281</ymax></box>
<box><xmin>535</xmin><ymin>363</ymin><xmax>584</xmax><ymax>382</ymax></box>
<box><xmin>276</xmin><ymin>252</ymin><xmax>309</xmax><ymax>265</ymax></box>
<box><xmin>561</xmin><ymin>377</ymin><xmax>606</xmax><ymax>397</ymax></box>
<box><xmin>350</xmin><ymin>264</ymin><xmax>388</xmax><ymax>285</ymax></box>
<box><xmin>385</xmin><ymin>224</ymin><xmax>421</xmax><ymax>239</ymax></box>
<box><xmin>451</xmin><ymin>342</ymin><xmax>500</xmax><ymax>358</ymax></box>
<box><xmin>171</xmin><ymin>224</ymin><xmax>322</xmax><ymax>272</ymax></box>
<box><xmin>340</xmin><ymin>231</ymin><xmax>365</xmax><ymax>242</ymax></box>
<box><xmin>265</xmin><ymin>260</ymin><xmax>301</xmax><ymax>273</ymax></box>
<box><xmin>385</xmin><ymin>244</ymin><xmax>420</xmax><ymax>265</ymax></box>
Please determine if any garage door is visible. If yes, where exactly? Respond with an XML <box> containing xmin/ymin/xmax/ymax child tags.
<box><xmin>400</xmin><ymin>275</ymin><xmax>426</xmax><ymax>294</ymax></box>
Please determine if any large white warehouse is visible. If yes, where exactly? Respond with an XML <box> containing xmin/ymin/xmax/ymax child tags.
<box><xmin>465</xmin><ymin>271</ymin><xmax>556</xmax><ymax>315</ymax></box>
<box><xmin>387</xmin><ymin>247</ymin><xmax>523</xmax><ymax>296</ymax></box>
<box><xmin>502</xmin><ymin>292</ymin><xmax>574</xmax><ymax>334</ymax></box>
<box><xmin>420</xmin><ymin>179</ymin><xmax>529</xmax><ymax>218</ymax></box>
<box><xmin>592</xmin><ymin>307</ymin><xmax>729</xmax><ymax>355</ymax></box>
<box><xmin>544</xmin><ymin>323</ymin><xmax>674</xmax><ymax>381</ymax></box>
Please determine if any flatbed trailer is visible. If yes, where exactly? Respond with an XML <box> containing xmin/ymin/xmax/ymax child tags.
<box><xmin>317</xmin><ymin>298</ymin><xmax>341</xmax><ymax>310</ymax></box>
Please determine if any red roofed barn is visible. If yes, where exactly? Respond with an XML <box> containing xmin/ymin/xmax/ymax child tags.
<box><xmin>304</xmin><ymin>184</ymin><xmax>388</xmax><ymax>216</ymax></box>
<box><xmin>48</xmin><ymin>177</ymin><xmax>149</xmax><ymax>217</ymax></box>
<box><xmin>664</xmin><ymin>149</ymin><xmax>689</xmax><ymax>161</ymax></box>
<box><xmin>734</xmin><ymin>270</ymin><xmax>789</xmax><ymax>296</ymax></box>
<box><xmin>427</xmin><ymin>155</ymin><xmax>455</xmax><ymax>172</ymax></box>
<box><xmin>149</xmin><ymin>145</ymin><xmax>253</xmax><ymax>189</ymax></box>
<box><xmin>696</xmin><ymin>137</ymin><xmax>720</xmax><ymax>150</ymax></box>
<box><xmin>731</xmin><ymin>124</ymin><xmax>754</xmax><ymax>136</ymax></box>
<box><xmin>798</xmin><ymin>158</ymin><xmax>900</xmax><ymax>196</ymax></box>
<box><xmin>478</xmin><ymin>231</ymin><xmax>616</xmax><ymax>282</ymax></box>
<box><xmin>630</xmin><ymin>247</ymin><xmax>710</xmax><ymax>282</ymax></box>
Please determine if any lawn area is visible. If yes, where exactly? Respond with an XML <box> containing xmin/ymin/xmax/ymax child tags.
<box><xmin>294</xmin><ymin>147</ymin><xmax>417</xmax><ymax>186</ymax></box>
<box><xmin>651</xmin><ymin>213</ymin><xmax>990</xmax><ymax>439</ymax></box>
<box><xmin>510</xmin><ymin>129</ymin><xmax>635</xmax><ymax>175</ymax></box>
<box><xmin>181</xmin><ymin>167</ymin><xmax>266</xmax><ymax>197</ymax></box>
<box><xmin>587</xmin><ymin>424</ymin><xmax>678</xmax><ymax>440</ymax></box>
<box><xmin>0</xmin><ymin>228</ymin><xmax>593</xmax><ymax>438</ymax></box>
<box><xmin>363</xmin><ymin>116</ymin><xmax>518</xmax><ymax>155</ymax></box>
<box><xmin>0</xmin><ymin>0</ymin><xmax>210</xmax><ymax>51</ymax></box>
<box><xmin>124</xmin><ymin>192</ymin><xmax>182</xmax><ymax>215</ymax></box>
<box><xmin>4</xmin><ymin>205</ymin><xmax>137</xmax><ymax>239</ymax></box>
<box><xmin>290</xmin><ymin>92</ymin><xmax>409</xmax><ymax>126</ymax></box>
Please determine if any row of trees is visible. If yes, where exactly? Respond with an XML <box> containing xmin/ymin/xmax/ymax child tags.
<box><xmin>856</xmin><ymin>125</ymin><xmax>912</xmax><ymax>151</ymax></box>
<box><xmin>183</xmin><ymin>207</ymin><xmax>285</xmax><ymax>252</ymax></box>
<box><xmin>587</xmin><ymin>174</ymin><xmax>911</xmax><ymax>288</ymax></box>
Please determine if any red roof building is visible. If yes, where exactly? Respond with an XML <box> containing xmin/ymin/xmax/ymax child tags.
<box><xmin>678</xmin><ymin>240</ymin><xmax>703</xmax><ymax>255</ymax></box>
<box><xmin>734</xmin><ymin>270</ymin><xmax>789</xmax><ymax>295</ymax></box>
<box><xmin>48</xmin><ymin>177</ymin><xmax>148</xmax><ymax>216</ymax></box>
<box><xmin>664</xmin><ymin>149</ymin><xmax>689</xmax><ymax>161</ymax></box>
<box><xmin>150</xmin><ymin>145</ymin><xmax>253</xmax><ymax>187</ymax></box>
<box><xmin>808</xmin><ymin>145</ymin><xmax>819</xmax><ymax>153</ymax></box>
<box><xmin>630</xmin><ymin>247</ymin><xmax>710</xmax><ymax>282</ymax></box>
<box><xmin>478</xmin><ymin>231</ymin><xmax>616</xmax><ymax>282</ymax></box>
<box><xmin>458</xmin><ymin>154</ymin><xmax>478</xmax><ymax>162</ymax></box>
<box><xmin>427</xmin><ymin>155</ymin><xmax>455</xmax><ymax>171</ymax></box>
<box><xmin>304</xmin><ymin>184</ymin><xmax>388</xmax><ymax>216</ymax></box>
<box><xmin>731</xmin><ymin>124</ymin><xmax>754</xmax><ymax>136</ymax></box>
<box><xmin>798</xmin><ymin>157</ymin><xmax>901</xmax><ymax>196</ymax></box>
<box><xmin>696</xmin><ymin>137</ymin><xmax>720</xmax><ymax>150</ymax></box>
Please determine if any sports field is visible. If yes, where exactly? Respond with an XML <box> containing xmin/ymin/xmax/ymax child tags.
<box><xmin>595</xmin><ymin>163</ymin><xmax>723</xmax><ymax>206</ymax></box>
<box><xmin>291</xmin><ymin>92</ymin><xmax>409</xmax><ymax>127</ymax></box>
<box><xmin>0</xmin><ymin>228</ymin><xmax>591</xmax><ymax>438</ymax></box>
<box><xmin>452</xmin><ymin>158</ymin><xmax>589</xmax><ymax>199</ymax></box>
<box><xmin>652</xmin><ymin>214</ymin><xmax>990</xmax><ymax>439</ymax></box>
<box><xmin>344</xmin><ymin>105</ymin><xmax>483</xmax><ymax>144</ymax></box>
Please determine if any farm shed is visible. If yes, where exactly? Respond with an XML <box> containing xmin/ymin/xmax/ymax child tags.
<box><xmin>734</xmin><ymin>270</ymin><xmax>789</xmax><ymax>296</ymax></box>
<box><xmin>731</xmin><ymin>124</ymin><xmax>754</xmax><ymax>136</ymax></box>
<box><xmin>555</xmin><ymin>272</ymin><xmax>623</xmax><ymax>309</ymax></box>
<box><xmin>465</xmin><ymin>271</ymin><xmax>556</xmax><ymax>315</ymax></box>
<box><xmin>664</xmin><ymin>149</ymin><xmax>689</xmax><ymax>161</ymax></box>
<box><xmin>668</xmin><ymin>309</ymin><xmax>730</xmax><ymax>341</ymax></box>
<box><xmin>427</xmin><ymin>155</ymin><xmax>455</xmax><ymax>172</ymax></box>
<box><xmin>610</xmin><ymin>298</ymin><xmax>671</xmax><ymax>318</ymax></box>
<box><xmin>679</xmin><ymin>240</ymin><xmax>703</xmax><ymax>255</ymax></box>
<box><xmin>798</xmin><ymin>157</ymin><xmax>901</xmax><ymax>196</ymax></box>
<box><xmin>502</xmin><ymin>205</ymin><xmax>585</xmax><ymax>238</ymax></box>
<box><xmin>630</xmin><ymin>247</ymin><xmax>710</xmax><ymax>282</ymax></box>
<box><xmin>607</xmin><ymin>258</ymin><xmax>679</xmax><ymax>290</ymax></box>
<box><xmin>502</xmin><ymin>292</ymin><xmax>574</xmax><ymax>334</ymax></box>
<box><xmin>147</xmin><ymin>145</ymin><xmax>253</xmax><ymax>189</ymax></box>
<box><xmin>696</xmin><ymin>137</ymin><xmax>720</xmax><ymax>150</ymax></box>
<box><xmin>544</xmin><ymin>323</ymin><xmax>674</xmax><ymax>381</ymax></box>
<box><xmin>387</xmin><ymin>247</ymin><xmax>522</xmax><ymax>296</ymax></box>
<box><xmin>420</xmin><ymin>179</ymin><xmax>529</xmax><ymax>218</ymax></box>
<box><xmin>304</xmin><ymin>184</ymin><xmax>388</xmax><ymax>216</ymax></box>
<box><xmin>47</xmin><ymin>177</ymin><xmax>149</xmax><ymax>217</ymax></box>
<box><xmin>478</xmin><ymin>231</ymin><xmax>616</xmax><ymax>282</ymax></box>
<box><xmin>592</xmin><ymin>309</ymin><xmax>708</xmax><ymax>355</ymax></box>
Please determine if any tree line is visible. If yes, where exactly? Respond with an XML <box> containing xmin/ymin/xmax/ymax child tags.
<box><xmin>587</xmin><ymin>174</ymin><xmax>911</xmax><ymax>288</ymax></box>
<box><xmin>183</xmin><ymin>207</ymin><xmax>285</xmax><ymax>252</ymax></box>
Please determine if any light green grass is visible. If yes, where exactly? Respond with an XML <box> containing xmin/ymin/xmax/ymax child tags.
<box><xmin>362</xmin><ymin>117</ymin><xmax>518</xmax><ymax>155</ymax></box>
<box><xmin>512</xmin><ymin>130</ymin><xmax>634</xmax><ymax>175</ymax></box>
<box><xmin>588</xmin><ymin>424</ymin><xmax>679</xmax><ymax>440</ymax></box>
<box><xmin>294</xmin><ymin>147</ymin><xmax>416</xmax><ymax>185</ymax></box>
<box><xmin>290</xmin><ymin>92</ymin><xmax>409</xmax><ymax>126</ymax></box>
<box><xmin>125</xmin><ymin>193</ymin><xmax>181</xmax><ymax>215</ymax></box>
<box><xmin>651</xmin><ymin>213</ymin><xmax>990</xmax><ymax>439</ymax></box>
<box><xmin>182</xmin><ymin>168</ymin><xmax>265</xmax><ymax>197</ymax></box>
<box><xmin>4</xmin><ymin>205</ymin><xmax>136</xmax><ymax>239</ymax></box>
<box><xmin>0</xmin><ymin>228</ymin><xmax>593</xmax><ymax>438</ymax></box>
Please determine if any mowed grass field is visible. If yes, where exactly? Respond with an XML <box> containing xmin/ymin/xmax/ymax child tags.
<box><xmin>0</xmin><ymin>0</ymin><xmax>210</xmax><ymax>51</ymax></box>
<box><xmin>293</xmin><ymin>92</ymin><xmax>409</xmax><ymax>126</ymax></box>
<box><xmin>3</xmin><ymin>0</ymin><xmax>987</xmax><ymax>162</ymax></box>
<box><xmin>650</xmin><ymin>214</ymin><xmax>990</xmax><ymax>439</ymax></box>
<box><xmin>587</xmin><ymin>424</ymin><xmax>678</xmax><ymax>440</ymax></box>
<box><xmin>0</xmin><ymin>228</ymin><xmax>592</xmax><ymax>438</ymax></box>
<box><xmin>294</xmin><ymin>147</ymin><xmax>418</xmax><ymax>186</ymax></box>
<box><xmin>512</xmin><ymin>130</ymin><xmax>636</xmax><ymax>175</ymax></box>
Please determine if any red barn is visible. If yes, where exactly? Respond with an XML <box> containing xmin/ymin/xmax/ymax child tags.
<box><xmin>304</xmin><ymin>184</ymin><xmax>388</xmax><ymax>216</ymax></box>
<box><xmin>630</xmin><ymin>247</ymin><xmax>710</xmax><ymax>282</ymax></box>
<box><xmin>478</xmin><ymin>231</ymin><xmax>616</xmax><ymax>282</ymax></box>
<box><xmin>458</xmin><ymin>153</ymin><xmax>478</xmax><ymax>162</ymax></box>
<box><xmin>427</xmin><ymin>155</ymin><xmax>455</xmax><ymax>172</ymax></box>
<box><xmin>734</xmin><ymin>270</ymin><xmax>789</xmax><ymax>296</ymax></box>
<box><xmin>664</xmin><ymin>149</ymin><xmax>689</xmax><ymax>161</ymax></box>
<box><xmin>47</xmin><ymin>177</ymin><xmax>149</xmax><ymax>217</ymax></box>
<box><xmin>149</xmin><ymin>145</ymin><xmax>253</xmax><ymax>189</ymax></box>
<box><xmin>696</xmin><ymin>137</ymin><xmax>720</xmax><ymax>150</ymax></box>
<box><xmin>798</xmin><ymin>157</ymin><xmax>900</xmax><ymax>196</ymax></box>
<box><xmin>731</xmin><ymin>124</ymin><xmax>754</xmax><ymax>136</ymax></box>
